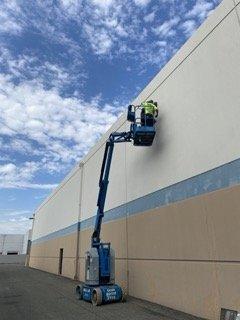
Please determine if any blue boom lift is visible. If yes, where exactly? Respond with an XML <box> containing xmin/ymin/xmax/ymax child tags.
<box><xmin>76</xmin><ymin>104</ymin><xmax>157</xmax><ymax>305</ymax></box>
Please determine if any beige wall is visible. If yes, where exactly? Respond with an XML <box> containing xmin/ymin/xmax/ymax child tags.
<box><xmin>30</xmin><ymin>183</ymin><xmax>240</xmax><ymax>319</ymax></box>
<box><xmin>30</xmin><ymin>233</ymin><xmax>77</xmax><ymax>279</ymax></box>
<box><xmin>124</xmin><ymin>185</ymin><xmax>240</xmax><ymax>319</ymax></box>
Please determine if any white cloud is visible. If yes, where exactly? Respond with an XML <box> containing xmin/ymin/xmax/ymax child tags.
<box><xmin>0</xmin><ymin>162</ymin><xmax>57</xmax><ymax>189</ymax></box>
<box><xmin>84</xmin><ymin>25</ymin><xmax>113</xmax><ymax>55</ymax></box>
<box><xmin>186</xmin><ymin>0</ymin><xmax>214</xmax><ymax>21</ymax></box>
<box><xmin>152</xmin><ymin>17</ymin><xmax>180</xmax><ymax>38</ymax></box>
<box><xmin>138</xmin><ymin>44</ymin><xmax>168</xmax><ymax>67</ymax></box>
<box><xmin>91</xmin><ymin>0</ymin><xmax>114</xmax><ymax>9</ymax></box>
<box><xmin>0</xmin><ymin>155</ymin><xmax>10</xmax><ymax>161</ymax></box>
<box><xmin>0</xmin><ymin>73</ymin><xmax>124</xmax><ymax>188</ymax></box>
<box><xmin>0</xmin><ymin>163</ymin><xmax>16</xmax><ymax>175</ymax></box>
<box><xmin>0</xmin><ymin>2</ymin><xmax>83</xmax><ymax>65</ymax></box>
<box><xmin>181</xmin><ymin>19</ymin><xmax>197</xmax><ymax>37</ymax></box>
<box><xmin>0</xmin><ymin>14</ymin><xmax>22</xmax><ymax>34</ymax></box>
<box><xmin>144</xmin><ymin>12</ymin><xmax>155</xmax><ymax>23</ymax></box>
<box><xmin>34</xmin><ymin>194</ymin><xmax>48</xmax><ymax>200</ymax></box>
<box><xmin>1</xmin><ymin>209</ymin><xmax>31</xmax><ymax>216</ymax></box>
<box><xmin>134</xmin><ymin>0</ymin><xmax>151</xmax><ymax>7</ymax></box>
<box><xmin>0</xmin><ymin>0</ymin><xmax>220</xmax><ymax>67</ymax></box>
<box><xmin>0</xmin><ymin>207</ymin><xmax>33</xmax><ymax>234</ymax></box>
<box><xmin>0</xmin><ymin>48</ymin><xmax>84</xmax><ymax>93</ymax></box>
<box><xmin>7</xmin><ymin>196</ymin><xmax>16</xmax><ymax>202</ymax></box>
<box><xmin>0</xmin><ymin>137</ymin><xmax>42</xmax><ymax>157</ymax></box>
<box><xmin>60</xmin><ymin>0</ymin><xmax>81</xmax><ymax>9</ymax></box>
<box><xmin>0</xmin><ymin>216</ymin><xmax>32</xmax><ymax>234</ymax></box>
<box><xmin>0</xmin><ymin>1</ymin><xmax>23</xmax><ymax>35</ymax></box>
<box><xmin>80</xmin><ymin>1</ymin><xmax>148</xmax><ymax>57</ymax></box>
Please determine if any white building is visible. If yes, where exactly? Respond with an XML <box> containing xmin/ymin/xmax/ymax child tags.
<box><xmin>0</xmin><ymin>234</ymin><xmax>25</xmax><ymax>255</ymax></box>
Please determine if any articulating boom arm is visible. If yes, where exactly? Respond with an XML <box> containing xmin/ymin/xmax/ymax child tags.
<box><xmin>91</xmin><ymin>131</ymin><xmax>132</xmax><ymax>248</ymax></box>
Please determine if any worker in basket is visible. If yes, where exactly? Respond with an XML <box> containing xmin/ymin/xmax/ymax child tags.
<box><xmin>141</xmin><ymin>100</ymin><xmax>158</xmax><ymax>126</ymax></box>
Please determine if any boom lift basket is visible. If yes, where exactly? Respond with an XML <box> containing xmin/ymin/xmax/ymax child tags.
<box><xmin>128</xmin><ymin>104</ymin><xmax>156</xmax><ymax>146</ymax></box>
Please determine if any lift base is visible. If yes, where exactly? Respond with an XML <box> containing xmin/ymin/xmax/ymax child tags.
<box><xmin>76</xmin><ymin>284</ymin><xmax>123</xmax><ymax>306</ymax></box>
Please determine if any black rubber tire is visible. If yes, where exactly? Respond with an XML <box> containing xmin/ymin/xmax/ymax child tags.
<box><xmin>91</xmin><ymin>288</ymin><xmax>102</xmax><ymax>306</ymax></box>
<box><xmin>76</xmin><ymin>284</ymin><xmax>83</xmax><ymax>300</ymax></box>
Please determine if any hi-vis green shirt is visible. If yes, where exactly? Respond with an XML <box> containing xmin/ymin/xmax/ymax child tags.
<box><xmin>141</xmin><ymin>102</ymin><xmax>158</xmax><ymax>116</ymax></box>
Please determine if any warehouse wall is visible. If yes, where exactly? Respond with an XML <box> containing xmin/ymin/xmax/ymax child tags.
<box><xmin>30</xmin><ymin>166</ymin><xmax>82</xmax><ymax>278</ymax></box>
<box><xmin>0</xmin><ymin>234</ymin><xmax>25</xmax><ymax>255</ymax></box>
<box><xmin>81</xmin><ymin>121</ymin><xmax>127</xmax><ymax>221</ymax></box>
<box><xmin>30</xmin><ymin>0</ymin><xmax>240</xmax><ymax>319</ymax></box>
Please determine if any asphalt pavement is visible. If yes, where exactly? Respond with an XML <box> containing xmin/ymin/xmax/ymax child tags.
<box><xmin>0</xmin><ymin>264</ymin><xmax>203</xmax><ymax>320</ymax></box>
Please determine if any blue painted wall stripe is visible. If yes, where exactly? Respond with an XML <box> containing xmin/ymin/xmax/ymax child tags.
<box><xmin>32</xmin><ymin>158</ymin><xmax>240</xmax><ymax>245</ymax></box>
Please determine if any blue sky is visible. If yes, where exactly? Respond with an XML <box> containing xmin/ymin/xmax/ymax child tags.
<box><xmin>0</xmin><ymin>0</ymin><xmax>221</xmax><ymax>234</ymax></box>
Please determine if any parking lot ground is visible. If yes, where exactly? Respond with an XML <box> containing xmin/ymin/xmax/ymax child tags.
<box><xmin>0</xmin><ymin>264</ymin><xmax>204</xmax><ymax>320</ymax></box>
